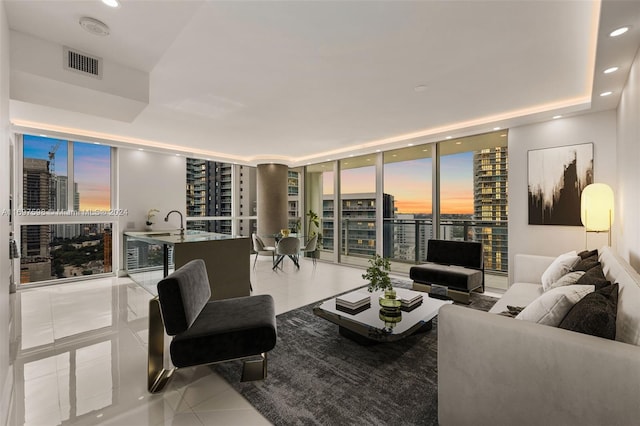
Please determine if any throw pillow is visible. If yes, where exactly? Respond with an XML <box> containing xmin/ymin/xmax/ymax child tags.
<box><xmin>516</xmin><ymin>285</ymin><xmax>594</xmax><ymax>327</ymax></box>
<box><xmin>572</xmin><ymin>258</ymin><xmax>600</xmax><ymax>272</ymax></box>
<box><xmin>578</xmin><ymin>249</ymin><xmax>598</xmax><ymax>259</ymax></box>
<box><xmin>545</xmin><ymin>271</ymin><xmax>585</xmax><ymax>291</ymax></box>
<box><xmin>559</xmin><ymin>283</ymin><xmax>619</xmax><ymax>340</ymax></box>
<box><xmin>541</xmin><ymin>251</ymin><xmax>580</xmax><ymax>291</ymax></box>
<box><xmin>576</xmin><ymin>264</ymin><xmax>611</xmax><ymax>290</ymax></box>
<box><xmin>498</xmin><ymin>305</ymin><xmax>525</xmax><ymax>318</ymax></box>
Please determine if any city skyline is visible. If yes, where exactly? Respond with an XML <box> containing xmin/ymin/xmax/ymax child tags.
<box><xmin>323</xmin><ymin>152</ymin><xmax>475</xmax><ymax>215</ymax></box>
<box><xmin>24</xmin><ymin>135</ymin><xmax>111</xmax><ymax>210</ymax></box>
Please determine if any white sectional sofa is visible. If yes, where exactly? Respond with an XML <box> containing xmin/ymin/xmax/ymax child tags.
<box><xmin>438</xmin><ymin>246</ymin><xmax>640</xmax><ymax>426</ymax></box>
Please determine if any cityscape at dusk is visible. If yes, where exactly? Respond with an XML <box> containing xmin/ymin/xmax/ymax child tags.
<box><xmin>23</xmin><ymin>134</ymin><xmax>111</xmax><ymax>210</ymax></box>
<box><xmin>324</xmin><ymin>152</ymin><xmax>475</xmax><ymax>215</ymax></box>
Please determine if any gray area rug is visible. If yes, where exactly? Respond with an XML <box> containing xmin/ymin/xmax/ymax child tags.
<box><xmin>212</xmin><ymin>280</ymin><xmax>497</xmax><ymax>425</ymax></box>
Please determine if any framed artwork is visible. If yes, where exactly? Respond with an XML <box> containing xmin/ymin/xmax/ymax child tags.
<box><xmin>528</xmin><ymin>142</ymin><xmax>593</xmax><ymax>226</ymax></box>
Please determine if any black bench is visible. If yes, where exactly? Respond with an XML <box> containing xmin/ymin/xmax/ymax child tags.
<box><xmin>410</xmin><ymin>239</ymin><xmax>484</xmax><ymax>304</ymax></box>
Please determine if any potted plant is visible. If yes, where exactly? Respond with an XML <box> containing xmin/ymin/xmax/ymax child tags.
<box><xmin>146</xmin><ymin>208</ymin><xmax>160</xmax><ymax>231</ymax></box>
<box><xmin>362</xmin><ymin>254</ymin><xmax>400</xmax><ymax>309</ymax></box>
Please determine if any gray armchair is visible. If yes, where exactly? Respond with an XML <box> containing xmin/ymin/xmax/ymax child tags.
<box><xmin>156</xmin><ymin>259</ymin><xmax>277</xmax><ymax>390</ymax></box>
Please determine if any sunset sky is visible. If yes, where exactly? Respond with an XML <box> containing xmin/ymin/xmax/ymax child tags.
<box><xmin>24</xmin><ymin>135</ymin><xmax>111</xmax><ymax>211</ymax></box>
<box><xmin>324</xmin><ymin>153</ymin><xmax>474</xmax><ymax>215</ymax></box>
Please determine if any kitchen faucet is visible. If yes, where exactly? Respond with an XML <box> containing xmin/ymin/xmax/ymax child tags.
<box><xmin>164</xmin><ymin>210</ymin><xmax>184</xmax><ymax>237</ymax></box>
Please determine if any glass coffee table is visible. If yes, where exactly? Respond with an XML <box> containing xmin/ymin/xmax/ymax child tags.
<box><xmin>313</xmin><ymin>288</ymin><xmax>453</xmax><ymax>344</ymax></box>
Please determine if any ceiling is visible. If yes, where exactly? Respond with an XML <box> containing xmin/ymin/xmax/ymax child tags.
<box><xmin>5</xmin><ymin>0</ymin><xmax>640</xmax><ymax>166</ymax></box>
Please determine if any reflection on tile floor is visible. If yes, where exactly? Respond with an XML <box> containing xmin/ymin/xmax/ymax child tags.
<box><xmin>9</xmin><ymin>257</ymin><xmax>505</xmax><ymax>425</ymax></box>
<box><xmin>8</xmin><ymin>257</ymin><xmax>374</xmax><ymax>426</ymax></box>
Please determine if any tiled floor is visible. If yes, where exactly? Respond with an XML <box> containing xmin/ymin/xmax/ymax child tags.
<box><xmin>8</xmin><ymin>257</ymin><xmax>505</xmax><ymax>426</ymax></box>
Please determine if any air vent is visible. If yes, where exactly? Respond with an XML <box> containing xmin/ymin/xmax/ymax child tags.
<box><xmin>63</xmin><ymin>47</ymin><xmax>102</xmax><ymax>79</ymax></box>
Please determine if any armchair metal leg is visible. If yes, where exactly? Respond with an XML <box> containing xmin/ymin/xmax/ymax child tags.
<box><xmin>148</xmin><ymin>296</ymin><xmax>176</xmax><ymax>393</ymax></box>
<box><xmin>241</xmin><ymin>353</ymin><xmax>268</xmax><ymax>381</ymax></box>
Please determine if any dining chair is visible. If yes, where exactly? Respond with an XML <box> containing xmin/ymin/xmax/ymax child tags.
<box><xmin>252</xmin><ymin>233</ymin><xmax>276</xmax><ymax>269</ymax></box>
<box><xmin>300</xmin><ymin>234</ymin><xmax>319</xmax><ymax>265</ymax></box>
<box><xmin>273</xmin><ymin>236</ymin><xmax>301</xmax><ymax>270</ymax></box>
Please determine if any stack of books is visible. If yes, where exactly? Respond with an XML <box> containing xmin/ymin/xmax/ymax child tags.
<box><xmin>395</xmin><ymin>288</ymin><xmax>424</xmax><ymax>311</ymax></box>
<box><xmin>335</xmin><ymin>291</ymin><xmax>371</xmax><ymax>314</ymax></box>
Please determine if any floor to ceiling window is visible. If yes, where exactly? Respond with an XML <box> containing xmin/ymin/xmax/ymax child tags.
<box><xmin>303</xmin><ymin>130</ymin><xmax>508</xmax><ymax>275</ymax></box>
<box><xmin>185</xmin><ymin>159</ymin><xmax>257</xmax><ymax>237</ymax></box>
<box><xmin>17</xmin><ymin>134</ymin><xmax>114</xmax><ymax>285</ymax></box>
<box><xmin>305</xmin><ymin>162</ymin><xmax>335</xmax><ymax>261</ymax></box>
<box><xmin>439</xmin><ymin>131</ymin><xmax>508</xmax><ymax>272</ymax></box>
<box><xmin>383</xmin><ymin>145</ymin><xmax>433</xmax><ymax>271</ymax></box>
<box><xmin>340</xmin><ymin>155</ymin><xmax>378</xmax><ymax>266</ymax></box>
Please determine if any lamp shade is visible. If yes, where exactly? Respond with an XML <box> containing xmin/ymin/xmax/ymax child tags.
<box><xmin>580</xmin><ymin>183</ymin><xmax>614</xmax><ymax>231</ymax></box>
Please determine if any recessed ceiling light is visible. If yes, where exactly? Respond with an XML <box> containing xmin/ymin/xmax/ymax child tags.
<box><xmin>600</xmin><ymin>91</ymin><xmax>613</xmax><ymax>97</ymax></box>
<box><xmin>375</xmin><ymin>149</ymin><xmax>381</xmax><ymax>152</ymax></box>
<box><xmin>456</xmin><ymin>142</ymin><xmax>462</xmax><ymax>145</ymax></box>
<box><xmin>493</xmin><ymin>127</ymin><xmax>501</xmax><ymax>131</ymax></box>
<box><xmin>93</xmin><ymin>142</ymin><xmax>101</xmax><ymax>145</ymax></box>
<box><xmin>604</xmin><ymin>66</ymin><xmax>619</xmax><ymax>74</ymax></box>
<box><xmin>446</xmin><ymin>136</ymin><xmax>452</xmax><ymax>140</ymax></box>
<box><xmin>101</xmin><ymin>0</ymin><xmax>119</xmax><ymax>7</ymax></box>
<box><xmin>344</xmin><ymin>162</ymin><xmax>349</xmax><ymax>165</ymax></box>
<box><xmin>408</xmin><ymin>143</ymin><xmax>414</xmax><ymax>146</ymax></box>
<box><xmin>609</xmin><ymin>26</ymin><xmax>629</xmax><ymax>37</ymax></box>
<box><xmin>553</xmin><ymin>115</ymin><xmax>562</xmax><ymax>119</ymax></box>
<box><xmin>422</xmin><ymin>149</ymin><xmax>428</xmax><ymax>152</ymax></box>
<box><xmin>175</xmin><ymin>153</ymin><xmax>181</xmax><ymax>156</ymax></box>
<box><xmin>349</xmin><ymin>154</ymin><xmax>354</xmax><ymax>157</ymax></box>
<box><xmin>500</xmin><ymin>134</ymin><xmax>507</xmax><ymax>137</ymax></box>
<box><xmin>366</xmin><ymin>159</ymin><xmax>371</xmax><ymax>161</ymax></box>
<box><xmin>392</xmin><ymin>154</ymin><xmax>397</xmax><ymax>157</ymax></box>
<box><xmin>138</xmin><ymin>148</ymin><xmax>144</xmax><ymax>151</ymax></box>
<box><xmin>39</xmin><ymin>134</ymin><xmax>47</xmax><ymax>137</ymax></box>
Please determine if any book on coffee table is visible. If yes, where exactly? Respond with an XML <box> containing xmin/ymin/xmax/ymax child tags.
<box><xmin>336</xmin><ymin>291</ymin><xmax>371</xmax><ymax>310</ymax></box>
<box><xmin>394</xmin><ymin>288</ymin><xmax>424</xmax><ymax>306</ymax></box>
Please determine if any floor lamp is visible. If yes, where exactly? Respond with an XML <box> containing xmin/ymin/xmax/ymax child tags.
<box><xmin>580</xmin><ymin>183</ymin><xmax>614</xmax><ymax>248</ymax></box>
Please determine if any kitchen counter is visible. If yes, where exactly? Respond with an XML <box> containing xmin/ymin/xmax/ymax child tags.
<box><xmin>124</xmin><ymin>230</ymin><xmax>251</xmax><ymax>300</ymax></box>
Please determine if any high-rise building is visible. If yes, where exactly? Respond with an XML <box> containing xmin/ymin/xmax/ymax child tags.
<box><xmin>21</xmin><ymin>158</ymin><xmax>52</xmax><ymax>281</ymax></box>
<box><xmin>186</xmin><ymin>159</ymin><xmax>256</xmax><ymax>236</ymax></box>
<box><xmin>322</xmin><ymin>193</ymin><xmax>394</xmax><ymax>258</ymax></box>
<box><xmin>473</xmin><ymin>146</ymin><xmax>508</xmax><ymax>271</ymax></box>
<box><xmin>287</xmin><ymin>170</ymin><xmax>300</xmax><ymax>232</ymax></box>
<box><xmin>53</xmin><ymin>176</ymin><xmax>81</xmax><ymax>239</ymax></box>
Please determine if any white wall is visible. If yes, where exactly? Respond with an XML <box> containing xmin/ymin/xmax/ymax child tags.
<box><xmin>617</xmin><ymin>47</ymin><xmax>640</xmax><ymax>271</ymax></box>
<box><xmin>508</xmin><ymin>110</ymin><xmax>617</xmax><ymax>283</ymax></box>
<box><xmin>116</xmin><ymin>149</ymin><xmax>186</xmax><ymax>274</ymax></box>
<box><xmin>0</xmin><ymin>1</ymin><xmax>10</xmax><ymax>423</ymax></box>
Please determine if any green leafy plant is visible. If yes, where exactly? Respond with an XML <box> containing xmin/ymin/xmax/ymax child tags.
<box><xmin>362</xmin><ymin>254</ymin><xmax>392</xmax><ymax>292</ymax></box>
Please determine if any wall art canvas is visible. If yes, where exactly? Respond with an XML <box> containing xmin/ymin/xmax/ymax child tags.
<box><xmin>528</xmin><ymin>142</ymin><xmax>593</xmax><ymax>226</ymax></box>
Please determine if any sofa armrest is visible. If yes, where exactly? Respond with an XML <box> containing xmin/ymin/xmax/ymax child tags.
<box><xmin>512</xmin><ymin>253</ymin><xmax>555</xmax><ymax>284</ymax></box>
<box><xmin>438</xmin><ymin>305</ymin><xmax>640</xmax><ymax>426</ymax></box>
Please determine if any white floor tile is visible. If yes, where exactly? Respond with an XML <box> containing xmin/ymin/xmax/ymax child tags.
<box><xmin>10</xmin><ymin>257</ymin><xmax>505</xmax><ymax>425</ymax></box>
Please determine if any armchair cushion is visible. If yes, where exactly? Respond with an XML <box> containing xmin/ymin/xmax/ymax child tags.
<box><xmin>171</xmin><ymin>294</ymin><xmax>277</xmax><ymax>367</ymax></box>
<box><xmin>157</xmin><ymin>259</ymin><xmax>211</xmax><ymax>335</ymax></box>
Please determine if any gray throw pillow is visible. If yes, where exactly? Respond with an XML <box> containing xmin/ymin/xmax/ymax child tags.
<box><xmin>558</xmin><ymin>283</ymin><xmax>618</xmax><ymax>340</ymax></box>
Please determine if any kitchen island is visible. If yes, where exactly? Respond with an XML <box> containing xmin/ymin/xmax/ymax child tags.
<box><xmin>124</xmin><ymin>230</ymin><xmax>251</xmax><ymax>300</ymax></box>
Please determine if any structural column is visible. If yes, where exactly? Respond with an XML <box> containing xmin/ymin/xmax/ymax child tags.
<box><xmin>257</xmin><ymin>164</ymin><xmax>288</xmax><ymax>239</ymax></box>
